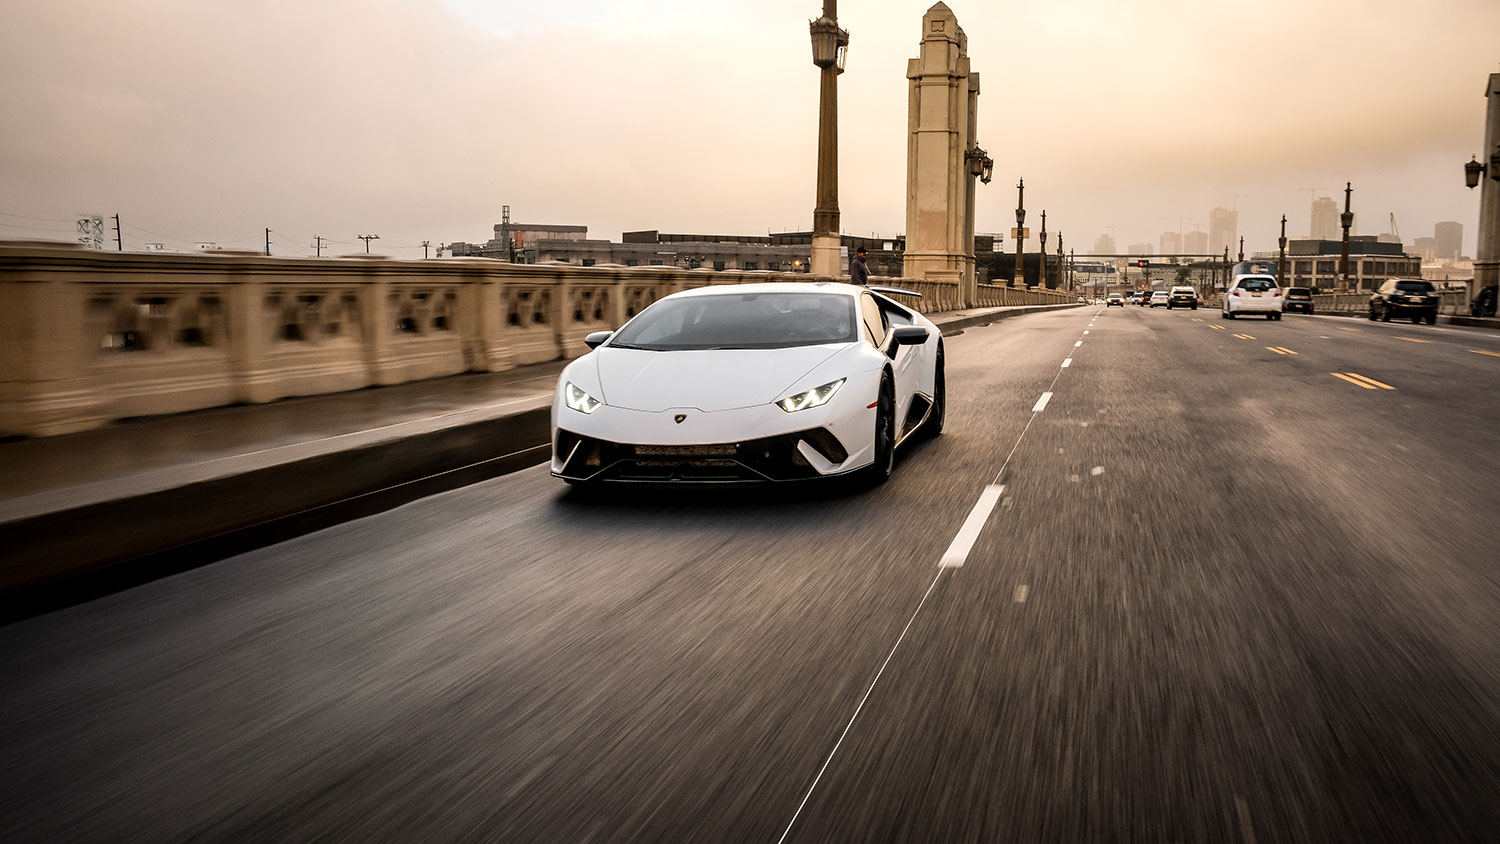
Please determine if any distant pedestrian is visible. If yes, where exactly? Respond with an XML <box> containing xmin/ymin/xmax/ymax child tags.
<box><xmin>850</xmin><ymin>246</ymin><xmax>870</xmax><ymax>286</ymax></box>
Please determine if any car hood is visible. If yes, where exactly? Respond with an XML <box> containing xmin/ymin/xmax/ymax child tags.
<box><xmin>593</xmin><ymin>345</ymin><xmax>848</xmax><ymax>412</ymax></box>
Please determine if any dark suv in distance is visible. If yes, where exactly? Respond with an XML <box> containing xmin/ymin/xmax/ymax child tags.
<box><xmin>1283</xmin><ymin>287</ymin><xmax>1314</xmax><ymax>314</ymax></box>
<box><xmin>1369</xmin><ymin>279</ymin><xmax>1438</xmax><ymax>324</ymax></box>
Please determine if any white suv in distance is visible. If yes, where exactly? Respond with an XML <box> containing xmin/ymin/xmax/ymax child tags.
<box><xmin>1222</xmin><ymin>276</ymin><xmax>1283</xmax><ymax>320</ymax></box>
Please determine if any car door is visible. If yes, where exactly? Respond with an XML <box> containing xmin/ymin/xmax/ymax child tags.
<box><xmin>861</xmin><ymin>292</ymin><xmax>918</xmax><ymax>430</ymax></box>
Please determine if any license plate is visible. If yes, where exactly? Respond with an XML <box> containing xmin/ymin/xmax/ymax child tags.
<box><xmin>635</xmin><ymin>444</ymin><xmax>735</xmax><ymax>457</ymax></box>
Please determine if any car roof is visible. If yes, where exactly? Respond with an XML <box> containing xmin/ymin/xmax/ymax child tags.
<box><xmin>668</xmin><ymin>281</ymin><xmax>862</xmax><ymax>300</ymax></box>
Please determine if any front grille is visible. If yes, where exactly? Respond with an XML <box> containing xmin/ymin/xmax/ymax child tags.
<box><xmin>556</xmin><ymin>427</ymin><xmax>849</xmax><ymax>482</ymax></box>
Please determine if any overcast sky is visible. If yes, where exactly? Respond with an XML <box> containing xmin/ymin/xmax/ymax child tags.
<box><xmin>2</xmin><ymin>0</ymin><xmax>1496</xmax><ymax>259</ymax></box>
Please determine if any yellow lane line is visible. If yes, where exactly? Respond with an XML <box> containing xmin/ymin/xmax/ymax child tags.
<box><xmin>1338</xmin><ymin>327</ymin><xmax>1359</xmax><ymax>332</ymax></box>
<box><xmin>1339</xmin><ymin>372</ymin><xmax>1396</xmax><ymax>390</ymax></box>
<box><xmin>1470</xmin><ymin>349</ymin><xmax>1500</xmax><ymax>358</ymax></box>
<box><xmin>1395</xmin><ymin>337</ymin><xmax>1430</xmax><ymax>343</ymax></box>
<box><xmin>1192</xmin><ymin>318</ymin><xmax>1203</xmax><ymax>322</ymax></box>
<box><xmin>1266</xmin><ymin>346</ymin><xmax>1299</xmax><ymax>355</ymax></box>
<box><xmin>1267</xmin><ymin>347</ymin><xmax>1286</xmax><ymax>355</ymax></box>
<box><xmin>1332</xmin><ymin>373</ymin><xmax>1376</xmax><ymax>390</ymax></box>
<box><xmin>1211</xmin><ymin>325</ymin><xmax>1227</xmax><ymax>331</ymax></box>
<box><xmin>1233</xmin><ymin>333</ymin><xmax>1256</xmax><ymax>339</ymax></box>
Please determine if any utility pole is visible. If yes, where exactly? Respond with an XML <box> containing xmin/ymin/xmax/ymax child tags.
<box><xmin>265</xmin><ymin>228</ymin><xmax>271</xmax><ymax>257</ymax></box>
<box><xmin>313</xmin><ymin>236</ymin><xmax>325</xmax><ymax>257</ymax></box>
<box><xmin>358</xmin><ymin>234</ymin><xmax>379</xmax><ymax>253</ymax></box>
<box><xmin>421</xmin><ymin>240</ymin><xmax>431</xmax><ymax>259</ymax></box>
<box><xmin>113</xmin><ymin>214</ymin><xmax>122</xmax><ymax>251</ymax></box>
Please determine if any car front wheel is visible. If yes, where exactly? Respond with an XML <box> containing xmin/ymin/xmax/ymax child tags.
<box><xmin>863</xmin><ymin>373</ymin><xmax>896</xmax><ymax>486</ymax></box>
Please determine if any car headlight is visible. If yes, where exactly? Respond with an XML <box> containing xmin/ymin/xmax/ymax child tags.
<box><xmin>776</xmin><ymin>378</ymin><xmax>844</xmax><ymax>413</ymax></box>
<box><xmin>564</xmin><ymin>381</ymin><xmax>602</xmax><ymax>414</ymax></box>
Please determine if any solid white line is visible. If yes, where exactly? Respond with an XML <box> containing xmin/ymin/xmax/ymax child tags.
<box><xmin>1032</xmin><ymin>392</ymin><xmax>1053</xmax><ymax>413</ymax></box>
<box><xmin>1062</xmin><ymin>358</ymin><xmax>1072</xmax><ymax>368</ymax></box>
<box><xmin>776</xmin><ymin>567</ymin><xmax>949</xmax><ymax>843</ymax></box>
<box><xmin>939</xmin><ymin>484</ymin><xmax>1005</xmax><ymax>568</ymax></box>
<box><xmin>1014</xmin><ymin>584</ymin><xmax>1029</xmax><ymax>603</ymax></box>
<box><xmin>1074</xmin><ymin>340</ymin><xmax>1083</xmax><ymax>347</ymax></box>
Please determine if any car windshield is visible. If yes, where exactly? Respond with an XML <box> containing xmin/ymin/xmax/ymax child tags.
<box><xmin>1394</xmin><ymin>281</ymin><xmax>1433</xmax><ymax>294</ymax></box>
<box><xmin>1239</xmin><ymin>279</ymin><xmax>1275</xmax><ymax>292</ymax></box>
<box><xmin>608</xmin><ymin>291</ymin><xmax>857</xmax><ymax>351</ymax></box>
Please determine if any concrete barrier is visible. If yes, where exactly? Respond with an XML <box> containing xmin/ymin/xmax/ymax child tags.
<box><xmin>0</xmin><ymin>243</ymin><xmax>1076</xmax><ymax>437</ymax></box>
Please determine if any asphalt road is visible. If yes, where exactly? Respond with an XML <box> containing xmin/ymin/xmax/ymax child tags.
<box><xmin>4</xmin><ymin>304</ymin><xmax>1500</xmax><ymax>843</ymax></box>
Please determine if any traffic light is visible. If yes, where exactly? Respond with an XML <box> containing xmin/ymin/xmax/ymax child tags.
<box><xmin>1137</xmin><ymin>259</ymin><xmax>1148</xmax><ymax>268</ymax></box>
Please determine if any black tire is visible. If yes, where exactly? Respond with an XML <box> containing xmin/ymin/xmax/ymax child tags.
<box><xmin>1426</xmin><ymin>311</ymin><xmax>1437</xmax><ymax>325</ymax></box>
<box><xmin>1191</xmin><ymin>303</ymin><xmax>1197</xmax><ymax>310</ymax></box>
<box><xmin>923</xmin><ymin>346</ymin><xmax>945</xmax><ymax>438</ymax></box>
<box><xmin>863</xmin><ymin>373</ymin><xmax>896</xmax><ymax>486</ymax></box>
<box><xmin>1380</xmin><ymin>305</ymin><xmax>1392</xmax><ymax>322</ymax></box>
<box><xmin>1368</xmin><ymin>308</ymin><xmax>1378</xmax><ymax>321</ymax></box>
<box><xmin>1226</xmin><ymin>310</ymin><xmax>1236</xmax><ymax>319</ymax></box>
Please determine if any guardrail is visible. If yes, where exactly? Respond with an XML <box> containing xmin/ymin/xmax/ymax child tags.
<box><xmin>0</xmin><ymin>243</ymin><xmax>1076</xmax><ymax>436</ymax></box>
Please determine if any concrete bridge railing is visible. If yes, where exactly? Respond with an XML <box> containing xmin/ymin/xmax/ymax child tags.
<box><xmin>0</xmin><ymin>244</ymin><xmax>1075</xmax><ymax>437</ymax></box>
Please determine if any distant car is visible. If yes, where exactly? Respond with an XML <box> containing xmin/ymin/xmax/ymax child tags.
<box><xmin>1106</xmin><ymin>293</ymin><xmax>1124</xmax><ymax>307</ymax></box>
<box><xmin>1222</xmin><ymin>275</ymin><xmax>1283</xmax><ymax>320</ymax></box>
<box><xmin>1283</xmin><ymin>287</ymin><xmax>1314</xmax><ymax>314</ymax></box>
<box><xmin>1369</xmin><ymin>279</ymin><xmax>1438</xmax><ymax>324</ymax></box>
<box><xmin>1149</xmin><ymin>291</ymin><xmax>1169</xmax><ymax>308</ymax></box>
<box><xmin>1167</xmin><ymin>286</ymin><xmax>1197</xmax><ymax>309</ymax></box>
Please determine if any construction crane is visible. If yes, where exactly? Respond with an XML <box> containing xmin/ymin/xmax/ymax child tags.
<box><xmin>1388</xmin><ymin>212</ymin><xmax>1401</xmax><ymax>242</ymax></box>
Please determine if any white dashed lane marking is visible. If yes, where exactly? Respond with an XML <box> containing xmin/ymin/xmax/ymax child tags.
<box><xmin>940</xmin><ymin>484</ymin><xmax>1006</xmax><ymax>568</ymax></box>
<box><xmin>1062</xmin><ymin>358</ymin><xmax>1072</xmax><ymax>368</ymax></box>
<box><xmin>1032</xmin><ymin>392</ymin><xmax>1053</xmax><ymax>413</ymax></box>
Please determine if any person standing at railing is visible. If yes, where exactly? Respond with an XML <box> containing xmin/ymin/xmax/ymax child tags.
<box><xmin>850</xmin><ymin>246</ymin><xmax>870</xmax><ymax>286</ymax></box>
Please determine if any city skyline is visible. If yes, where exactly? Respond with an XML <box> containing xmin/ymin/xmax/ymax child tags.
<box><xmin>1</xmin><ymin>0</ymin><xmax>1495</xmax><ymax>260</ymax></box>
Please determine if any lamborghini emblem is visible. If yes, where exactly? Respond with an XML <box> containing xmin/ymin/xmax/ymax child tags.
<box><xmin>674</xmin><ymin>414</ymin><xmax>687</xmax><ymax>424</ymax></box>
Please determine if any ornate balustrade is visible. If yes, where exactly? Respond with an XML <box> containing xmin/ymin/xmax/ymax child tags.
<box><xmin>0</xmin><ymin>243</ymin><xmax>1063</xmax><ymax>436</ymax></box>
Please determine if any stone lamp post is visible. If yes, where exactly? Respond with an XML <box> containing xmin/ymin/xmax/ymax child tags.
<box><xmin>1463</xmin><ymin>72</ymin><xmax>1500</xmax><ymax>312</ymax></box>
<box><xmin>809</xmin><ymin>1</ymin><xmax>849</xmax><ymax>278</ymax></box>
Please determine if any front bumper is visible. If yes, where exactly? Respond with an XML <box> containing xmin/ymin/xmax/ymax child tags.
<box><xmin>553</xmin><ymin>427</ymin><xmax>854</xmax><ymax>483</ymax></box>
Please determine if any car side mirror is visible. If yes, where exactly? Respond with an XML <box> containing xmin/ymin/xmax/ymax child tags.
<box><xmin>887</xmin><ymin>325</ymin><xmax>928</xmax><ymax>357</ymax></box>
<box><xmin>584</xmin><ymin>330</ymin><xmax>613</xmax><ymax>349</ymax></box>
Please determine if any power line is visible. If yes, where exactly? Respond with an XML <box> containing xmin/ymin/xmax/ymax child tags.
<box><xmin>0</xmin><ymin>210</ymin><xmax>79</xmax><ymax>224</ymax></box>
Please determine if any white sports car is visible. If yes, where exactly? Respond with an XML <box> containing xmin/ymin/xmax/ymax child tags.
<box><xmin>551</xmin><ymin>282</ymin><xmax>945</xmax><ymax>486</ymax></box>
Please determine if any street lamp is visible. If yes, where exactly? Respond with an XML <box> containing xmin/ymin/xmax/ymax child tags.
<box><xmin>1465</xmin><ymin>149</ymin><xmax>1500</xmax><ymax>188</ymax></box>
<box><xmin>809</xmin><ymin>2</ymin><xmax>849</xmax><ymax>278</ymax></box>
<box><xmin>966</xmin><ymin>147</ymin><xmax>993</xmax><ymax>183</ymax></box>
<box><xmin>1277</xmin><ymin>214</ymin><xmax>1288</xmax><ymax>287</ymax></box>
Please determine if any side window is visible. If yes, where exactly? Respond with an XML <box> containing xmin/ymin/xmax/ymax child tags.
<box><xmin>859</xmin><ymin>293</ymin><xmax>888</xmax><ymax>347</ymax></box>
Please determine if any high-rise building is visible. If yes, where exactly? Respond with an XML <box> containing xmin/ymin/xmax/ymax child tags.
<box><xmin>1310</xmin><ymin>197</ymin><xmax>1338</xmax><ymax>240</ymax></box>
<box><xmin>1413</xmin><ymin>237</ymin><xmax>1437</xmax><ymax>261</ymax></box>
<box><xmin>1091</xmin><ymin>233</ymin><xmax>1116</xmax><ymax>255</ymax></box>
<box><xmin>1127</xmin><ymin>242</ymin><xmax>1154</xmax><ymax>256</ymax></box>
<box><xmin>1209</xmin><ymin>207</ymin><xmax>1238</xmax><ymax>255</ymax></box>
<box><xmin>1184</xmin><ymin>230</ymin><xmax>1209</xmax><ymax>254</ymax></box>
<box><xmin>1160</xmin><ymin>231</ymin><xmax>1181</xmax><ymax>254</ymax></box>
<box><xmin>1434</xmin><ymin>221</ymin><xmax>1463</xmax><ymax>259</ymax></box>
